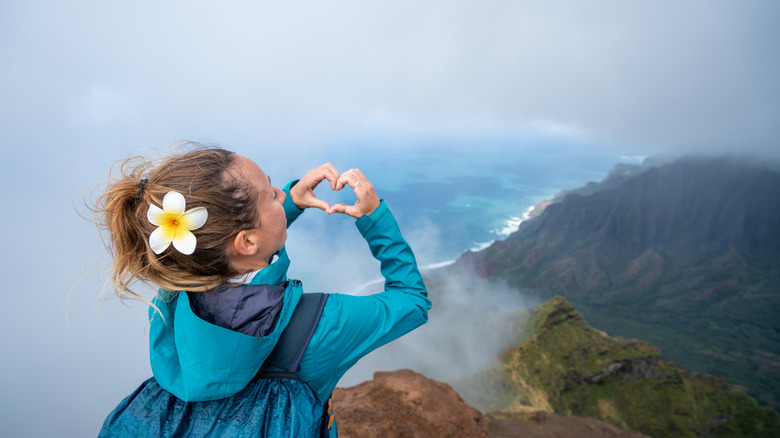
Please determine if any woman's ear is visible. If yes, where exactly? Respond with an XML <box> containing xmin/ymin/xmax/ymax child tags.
<box><xmin>232</xmin><ymin>230</ymin><xmax>260</xmax><ymax>256</ymax></box>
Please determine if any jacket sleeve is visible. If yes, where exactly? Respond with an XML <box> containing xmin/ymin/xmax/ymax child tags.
<box><xmin>297</xmin><ymin>200</ymin><xmax>431</xmax><ymax>401</ymax></box>
<box><xmin>282</xmin><ymin>180</ymin><xmax>305</xmax><ymax>227</ymax></box>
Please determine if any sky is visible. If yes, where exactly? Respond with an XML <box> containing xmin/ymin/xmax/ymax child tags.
<box><xmin>1</xmin><ymin>1</ymin><xmax>779</xmax><ymax>436</ymax></box>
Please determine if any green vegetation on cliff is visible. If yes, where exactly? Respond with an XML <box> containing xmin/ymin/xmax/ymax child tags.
<box><xmin>458</xmin><ymin>297</ymin><xmax>780</xmax><ymax>438</ymax></box>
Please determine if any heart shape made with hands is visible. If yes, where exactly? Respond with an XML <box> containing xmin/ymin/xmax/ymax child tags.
<box><xmin>314</xmin><ymin>183</ymin><xmax>359</xmax><ymax>213</ymax></box>
<box><xmin>289</xmin><ymin>164</ymin><xmax>380</xmax><ymax>219</ymax></box>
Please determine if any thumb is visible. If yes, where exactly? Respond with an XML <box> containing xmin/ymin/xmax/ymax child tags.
<box><xmin>327</xmin><ymin>203</ymin><xmax>360</xmax><ymax>218</ymax></box>
<box><xmin>326</xmin><ymin>203</ymin><xmax>344</xmax><ymax>215</ymax></box>
<box><xmin>342</xmin><ymin>204</ymin><xmax>361</xmax><ymax>218</ymax></box>
<box><xmin>307</xmin><ymin>198</ymin><xmax>331</xmax><ymax>212</ymax></box>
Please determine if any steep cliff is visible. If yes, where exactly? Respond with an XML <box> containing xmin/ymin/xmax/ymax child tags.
<box><xmin>457</xmin><ymin>297</ymin><xmax>780</xmax><ymax>438</ymax></box>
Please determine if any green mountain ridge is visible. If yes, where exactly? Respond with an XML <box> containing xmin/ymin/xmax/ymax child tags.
<box><xmin>456</xmin><ymin>296</ymin><xmax>780</xmax><ymax>438</ymax></box>
<box><xmin>454</xmin><ymin>155</ymin><xmax>780</xmax><ymax>409</ymax></box>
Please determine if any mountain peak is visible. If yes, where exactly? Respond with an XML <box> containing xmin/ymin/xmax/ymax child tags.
<box><xmin>459</xmin><ymin>297</ymin><xmax>780</xmax><ymax>438</ymax></box>
<box><xmin>506</xmin><ymin>296</ymin><xmax>660</xmax><ymax>391</ymax></box>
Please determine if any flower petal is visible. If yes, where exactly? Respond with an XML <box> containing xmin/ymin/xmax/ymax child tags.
<box><xmin>179</xmin><ymin>207</ymin><xmax>208</xmax><ymax>230</ymax></box>
<box><xmin>171</xmin><ymin>228</ymin><xmax>197</xmax><ymax>255</ymax></box>
<box><xmin>162</xmin><ymin>191</ymin><xmax>186</xmax><ymax>215</ymax></box>
<box><xmin>147</xmin><ymin>204</ymin><xmax>167</xmax><ymax>226</ymax></box>
<box><xmin>149</xmin><ymin>225</ymin><xmax>176</xmax><ymax>254</ymax></box>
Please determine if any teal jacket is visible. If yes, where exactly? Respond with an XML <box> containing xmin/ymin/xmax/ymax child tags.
<box><xmin>148</xmin><ymin>181</ymin><xmax>431</xmax><ymax>411</ymax></box>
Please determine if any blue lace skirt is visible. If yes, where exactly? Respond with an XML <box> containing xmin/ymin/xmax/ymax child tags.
<box><xmin>98</xmin><ymin>377</ymin><xmax>324</xmax><ymax>437</ymax></box>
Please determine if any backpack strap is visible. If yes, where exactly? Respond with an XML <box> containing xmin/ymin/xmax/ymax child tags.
<box><xmin>253</xmin><ymin>291</ymin><xmax>334</xmax><ymax>437</ymax></box>
<box><xmin>255</xmin><ymin>292</ymin><xmax>329</xmax><ymax>379</ymax></box>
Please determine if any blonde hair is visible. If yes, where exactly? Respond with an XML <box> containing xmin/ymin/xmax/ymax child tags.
<box><xmin>94</xmin><ymin>144</ymin><xmax>260</xmax><ymax>301</ymax></box>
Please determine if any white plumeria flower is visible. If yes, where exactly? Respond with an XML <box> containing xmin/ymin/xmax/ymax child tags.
<box><xmin>146</xmin><ymin>191</ymin><xmax>208</xmax><ymax>255</ymax></box>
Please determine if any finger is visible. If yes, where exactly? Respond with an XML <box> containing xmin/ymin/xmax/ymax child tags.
<box><xmin>336</xmin><ymin>169</ymin><xmax>361</xmax><ymax>191</ymax></box>
<box><xmin>307</xmin><ymin>198</ymin><xmax>331</xmax><ymax>212</ymax></box>
<box><xmin>306</xmin><ymin>163</ymin><xmax>339</xmax><ymax>189</ymax></box>
<box><xmin>350</xmin><ymin>169</ymin><xmax>368</xmax><ymax>192</ymax></box>
<box><xmin>305</xmin><ymin>169</ymin><xmax>329</xmax><ymax>188</ymax></box>
<box><xmin>327</xmin><ymin>202</ymin><xmax>361</xmax><ymax>218</ymax></box>
<box><xmin>327</xmin><ymin>203</ymin><xmax>346</xmax><ymax>215</ymax></box>
<box><xmin>335</xmin><ymin>175</ymin><xmax>349</xmax><ymax>191</ymax></box>
<box><xmin>318</xmin><ymin>163</ymin><xmax>341</xmax><ymax>190</ymax></box>
<box><xmin>301</xmin><ymin>163</ymin><xmax>339</xmax><ymax>188</ymax></box>
<box><xmin>342</xmin><ymin>204</ymin><xmax>361</xmax><ymax>218</ymax></box>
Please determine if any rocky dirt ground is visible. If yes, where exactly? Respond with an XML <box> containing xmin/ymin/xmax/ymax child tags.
<box><xmin>333</xmin><ymin>369</ymin><xmax>648</xmax><ymax>438</ymax></box>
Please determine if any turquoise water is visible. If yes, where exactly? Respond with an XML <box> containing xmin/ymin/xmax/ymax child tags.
<box><xmin>323</xmin><ymin>141</ymin><xmax>623</xmax><ymax>263</ymax></box>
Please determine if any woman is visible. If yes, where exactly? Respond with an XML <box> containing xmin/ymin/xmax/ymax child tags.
<box><xmin>96</xmin><ymin>146</ymin><xmax>430</xmax><ymax>437</ymax></box>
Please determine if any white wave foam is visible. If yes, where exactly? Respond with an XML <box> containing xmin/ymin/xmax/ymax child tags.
<box><xmin>422</xmin><ymin>260</ymin><xmax>456</xmax><ymax>270</ymax></box>
<box><xmin>470</xmin><ymin>241</ymin><xmax>495</xmax><ymax>252</ymax></box>
<box><xmin>491</xmin><ymin>205</ymin><xmax>536</xmax><ymax>237</ymax></box>
<box><xmin>352</xmin><ymin>260</ymin><xmax>457</xmax><ymax>293</ymax></box>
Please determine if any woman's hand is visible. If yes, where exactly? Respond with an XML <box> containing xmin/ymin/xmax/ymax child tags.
<box><xmin>328</xmin><ymin>169</ymin><xmax>381</xmax><ymax>218</ymax></box>
<box><xmin>290</xmin><ymin>163</ymin><xmax>340</xmax><ymax>212</ymax></box>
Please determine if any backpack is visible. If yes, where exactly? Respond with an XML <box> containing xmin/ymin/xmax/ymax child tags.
<box><xmin>99</xmin><ymin>292</ymin><xmax>333</xmax><ymax>438</ymax></box>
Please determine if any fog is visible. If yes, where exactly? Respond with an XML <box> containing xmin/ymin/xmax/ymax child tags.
<box><xmin>1</xmin><ymin>1</ymin><xmax>779</xmax><ymax>436</ymax></box>
<box><xmin>340</xmin><ymin>270</ymin><xmax>541</xmax><ymax>386</ymax></box>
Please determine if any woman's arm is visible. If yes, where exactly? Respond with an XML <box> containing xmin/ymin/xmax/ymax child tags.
<box><xmin>328</xmin><ymin>201</ymin><xmax>430</xmax><ymax>368</ymax></box>
<box><xmin>297</xmin><ymin>170</ymin><xmax>431</xmax><ymax>401</ymax></box>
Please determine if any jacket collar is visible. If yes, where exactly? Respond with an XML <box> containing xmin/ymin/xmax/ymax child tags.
<box><xmin>229</xmin><ymin>246</ymin><xmax>290</xmax><ymax>286</ymax></box>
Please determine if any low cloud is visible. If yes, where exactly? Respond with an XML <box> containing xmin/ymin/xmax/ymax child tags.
<box><xmin>340</xmin><ymin>265</ymin><xmax>540</xmax><ymax>387</ymax></box>
<box><xmin>283</xmin><ymin>210</ymin><xmax>539</xmax><ymax>387</ymax></box>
